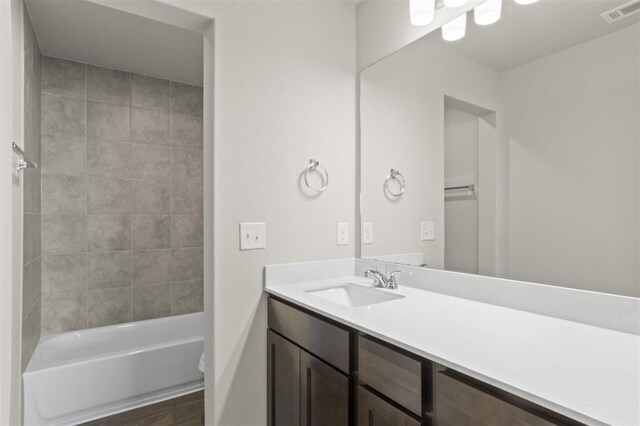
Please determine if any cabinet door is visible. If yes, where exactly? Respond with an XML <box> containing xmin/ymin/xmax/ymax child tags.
<box><xmin>300</xmin><ymin>350</ymin><xmax>349</xmax><ymax>426</ymax></box>
<box><xmin>268</xmin><ymin>330</ymin><xmax>300</xmax><ymax>426</ymax></box>
<box><xmin>358</xmin><ymin>386</ymin><xmax>423</xmax><ymax>426</ymax></box>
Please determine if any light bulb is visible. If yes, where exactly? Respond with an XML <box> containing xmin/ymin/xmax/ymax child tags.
<box><xmin>444</xmin><ymin>0</ymin><xmax>469</xmax><ymax>8</ymax></box>
<box><xmin>442</xmin><ymin>13</ymin><xmax>467</xmax><ymax>41</ymax></box>
<box><xmin>474</xmin><ymin>0</ymin><xmax>502</xmax><ymax>25</ymax></box>
<box><xmin>514</xmin><ymin>0</ymin><xmax>538</xmax><ymax>4</ymax></box>
<box><xmin>410</xmin><ymin>0</ymin><xmax>436</xmax><ymax>26</ymax></box>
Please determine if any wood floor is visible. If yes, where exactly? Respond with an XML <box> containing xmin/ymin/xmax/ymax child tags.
<box><xmin>81</xmin><ymin>391</ymin><xmax>204</xmax><ymax>426</ymax></box>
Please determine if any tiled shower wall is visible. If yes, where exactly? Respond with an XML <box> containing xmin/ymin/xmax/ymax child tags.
<box><xmin>40</xmin><ymin>57</ymin><xmax>204</xmax><ymax>334</ymax></box>
<box><xmin>22</xmin><ymin>7</ymin><xmax>42</xmax><ymax>369</ymax></box>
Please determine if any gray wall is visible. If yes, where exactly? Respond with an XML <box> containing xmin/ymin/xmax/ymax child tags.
<box><xmin>21</xmin><ymin>6</ymin><xmax>41</xmax><ymax>370</ymax></box>
<box><xmin>40</xmin><ymin>57</ymin><xmax>204</xmax><ymax>334</ymax></box>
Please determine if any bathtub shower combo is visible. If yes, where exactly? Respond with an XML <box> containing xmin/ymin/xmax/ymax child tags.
<box><xmin>23</xmin><ymin>313</ymin><xmax>204</xmax><ymax>425</ymax></box>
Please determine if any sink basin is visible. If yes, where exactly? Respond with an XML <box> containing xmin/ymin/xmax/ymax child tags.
<box><xmin>307</xmin><ymin>283</ymin><xmax>404</xmax><ymax>307</ymax></box>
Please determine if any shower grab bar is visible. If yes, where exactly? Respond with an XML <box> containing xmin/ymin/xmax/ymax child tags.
<box><xmin>12</xmin><ymin>142</ymin><xmax>38</xmax><ymax>171</ymax></box>
<box><xmin>445</xmin><ymin>184</ymin><xmax>475</xmax><ymax>192</ymax></box>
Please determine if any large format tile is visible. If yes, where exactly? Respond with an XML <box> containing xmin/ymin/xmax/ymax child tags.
<box><xmin>42</xmin><ymin>57</ymin><xmax>86</xmax><ymax>99</ymax></box>
<box><xmin>132</xmin><ymin>74</ymin><xmax>169</xmax><ymax>111</ymax></box>
<box><xmin>171</xmin><ymin>215</ymin><xmax>203</xmax><ymax>248</ymax></box>
<box><xmin>131</xmin><ymin>108</ymin><xmax>169</xmax><ymax>145</ymax></box>
<box><xmin>171</xmin><ymin>181</ymin><xmax>203</xmax><ymax>215</ymax></box>
<box><xmin>131</xmin><ymin>179</ymin><xmax>170</xmax><ymax>213</ymax></box>
<box><xmin>88</xmin><ymin>251</ymin><xmax>131</xmax><ymax>289</ymax></box>
<box><xmin>88</xmin><ymin>214</ymin><xmax>131</xmax><ymax>252</ymax></box>
<box><xmin>170</xmin><ymin>114</ymin><xmax>203</xmax><ymax>149</ymax></box>
<box><xmin>171</xmin><ymin>280</ymin><xmax>203</xmax><ymax>315</ymax></box>
<box><xmin>42</xmin><ymin>175</ymin><xmax>86</xmax><ymax>215</ymax></box>
<box><xmin>41</xmin><ymin>214</ymin><xmax>85</xmax><ymax>255</ymax></box>
<box><xmin>42</xmin><ymin>94</ymin><xmax>85</xmax><ymax>138</ymax></box>
<box><xmin>129</xmin><ymin>143</ymin><xmax>170</xmax><ymax>180</ymax></box>
<box><xmin>171</xmin><ymin>147</ymin><xmax>203</xmax><ymax>183</ymax></box>
<box><xmin>87</xmin><ymin>102</ymin><xmax>130</xmax><ymax>142</ymax></box>
<box><xmin>41</xmin><ymin>291</ymin><xmax>87</xmax><ymax>334</ymax></box>
<box><xmin>88</xmin><ymin>140</ymin><xmax>131</xmax><ymax>178</ymax></box>
<box><xmin>133</xmin><ymin>283</ymin><xmax>171</xmax><ymax>321</ymax></box>
<box><xmin>23</xmin><ymin>213</ymin><xmax>40</xmax><ymax>263</ymax></box>
<box><xmin>171</xmin><ymin>248</ymin><xmax>203</xmax><ymax>282</ymax></box>
<box><xmin>88</xmin><ymin>177</ymin><xmax>131</xmax><ymax>214</ymax></box>
<box><xmin>24</xmin><ymin>166</ymin><xmax>41</xmax><ymax>215</ymax></box>
<box><xmin>42</xmin><ymin>254</ymin><xmax>87</xmax><ymax>296</ymax></box>
<box><xmin>132</xmin><ymin>250</ymin><xmax>171</xmax><ymax>285</ymax></box>
<box><xmin>170</xmin><ymin>82</ymin><xmax>203</xmax><ymax>117</ymax></box>
<box><xmin>131</xmin><ymin>215</ymin><xmax>170</xmax><ymax>250</ymax></box>
<box><xmin>22</xmin><ymin>258</ymin><xmax>41</xmax><ymax>315</ymax></box>
<box><xmin>41</xmin><ymin>135</ymin><xmax>86</xmax><ymax>177</ymax></box>
<box><xmin>87</xmin><ymin>287</ymin><xmax>132</xmax><ymax>327</ymax></box>
<box><xmin>87</xmin><ymin>65</ymin><xmax>130</xmax><ymax>105</ymax></box>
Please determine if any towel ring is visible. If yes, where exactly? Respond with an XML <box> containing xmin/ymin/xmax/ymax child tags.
<box><xmin>304</xmin><ymin>159</ymin><xmax>328</xmax><ymax>193</ymax></box>
<box><xmin>384</xmin><ymin>169</ymin><xmax>405</xmax><ymax>197</ymax></box>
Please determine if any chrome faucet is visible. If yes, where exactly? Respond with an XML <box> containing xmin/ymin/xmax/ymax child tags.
<box><xmin>364</xmin><ymin>269</ymin><xmax>401</xmax><ymax>289</ymax></box>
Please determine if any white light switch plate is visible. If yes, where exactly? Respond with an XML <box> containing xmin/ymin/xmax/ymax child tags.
<box><xmin>421</xmin><ymin>221</ymin><xmax>435</xmax><ymax>241</ymax></box>
<box><xmin>362</xmin><ymin>222</ymin><xmax>374</xmax><ymax>244</ymax></box>
<box><xmin>240</xmin><ymin>222</ymin><xmax>266</xmax><ymax>250</ymax></box>
<box><xmin>337</xmin><ymin>222</ymin><xmax>349</xmax><ymax>246</ymax></box>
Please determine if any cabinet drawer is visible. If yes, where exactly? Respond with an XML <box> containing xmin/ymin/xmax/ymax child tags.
<box><xmin>435</xmin><ymin>370</ymin><xmax>555</xmax><ymax>426</ymax></box>
<box><xmin>268</xmin><ymin>297</ymin><xmax>350</xmax><ymax>373</ymax></box>
<box><xmin>358</xmin><ymin>386</ymin><xmax>424</xmax><ymax>426</ymax></box>
<box><xmin>358</xmin><ymin>336</ymin><xmax>427</xmax><ymax>417</ymax></box>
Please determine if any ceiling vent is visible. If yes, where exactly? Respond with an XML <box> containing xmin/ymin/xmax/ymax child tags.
<box><xmin>601</xmin><ymin>0</ymin><xmax>640</xmax><ymax>23</ymax></box>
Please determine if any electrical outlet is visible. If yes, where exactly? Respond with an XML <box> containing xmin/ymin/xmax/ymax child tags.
<box><xmin>337</xmin><ymin>222</ymin><xmax>349</xmax><ymax>246</ymax></box>
<box><xmin>421</xmin><ymin>221</ymin><xmax>435</xmax><ymax>241</ymax></box>
<box><xmin>240</xmin><ymin>222</ymin><xmax>267</xmax><ymax>250</ymax></box>
<box><xmin>362</xmin><ymin>222</ymin><xmax>374</xmax><ymax>244</ymax></box>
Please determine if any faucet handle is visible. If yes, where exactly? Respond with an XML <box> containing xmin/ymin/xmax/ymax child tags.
<box><xmin>388</xmin><ymin>270</ymin><xmax>401</xmax><ymax>288</ymax></box>
<box><xmin>389</xmin><ymin>270</ymin><xmax>401</xmax><ymax>278</ymax></box>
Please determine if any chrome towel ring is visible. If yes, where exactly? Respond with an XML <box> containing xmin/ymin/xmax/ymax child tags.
<box><xmin>384</xmin><ymin>169</ymin><xmax>405</xmax><ymax>197</ymax></box>
<box><xmin>304</xmin><ymin>159</ymin><xmax>329</xmax><ymax>193</ymax></box>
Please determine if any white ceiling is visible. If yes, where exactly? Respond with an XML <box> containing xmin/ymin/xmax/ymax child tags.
<box><xmin>26</xmin><ymin>0</ymin><xmax>204</xmax><ymax>86</ymax></box>
<box><xmin>431</xmin><ymin>0</ymin><xmax>640</xmax><ymax>71</ymax></box>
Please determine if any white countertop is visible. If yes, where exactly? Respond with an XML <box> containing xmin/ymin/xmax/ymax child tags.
<box><xmin>266</xmin><ymin>276</ymin><xmax>640</xmax><ymax>426</ymax></box>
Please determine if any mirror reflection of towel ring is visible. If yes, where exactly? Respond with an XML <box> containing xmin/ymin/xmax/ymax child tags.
<box><xmin>385</xmin><ymin>169</ymin><xmax>405</xmax><ymax>197</ymax></box>
<box><xmin>304</xmin><ymin>159</ymin><xmax>329</xmax><ymax>193</ymax></box>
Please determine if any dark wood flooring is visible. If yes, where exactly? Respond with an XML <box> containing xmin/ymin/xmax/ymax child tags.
<box><xmin>81</xmin><ymin>391</ymin><xmax>204</xmax><ymax>426</ymax></box>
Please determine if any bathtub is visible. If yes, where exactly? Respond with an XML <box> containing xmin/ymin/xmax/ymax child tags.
<box><xmin>23</xmin><ymin>312</ymin><xmax>204</xmax><ymax>426</ymax></box>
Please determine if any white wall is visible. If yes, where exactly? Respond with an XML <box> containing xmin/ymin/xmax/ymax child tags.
<box><xmin>158</xmin><ymin>2</ymin><xmax>357</xmax><ymax>424</ymax></box>
<box><xmin>504</xmin><ymin>24</ymin><xmax>640</xmax><ymax>296</ymax></box>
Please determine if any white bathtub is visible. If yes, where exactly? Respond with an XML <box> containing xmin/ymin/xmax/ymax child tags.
<box><xmin>23</xmin><ymin>312</ymin><xmax>204</xmax><ymax>426</ymax></box>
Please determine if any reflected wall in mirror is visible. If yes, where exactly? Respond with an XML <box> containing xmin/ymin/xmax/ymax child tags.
<box><xmin>359</xmin><ymin>0</ymin><xmax>639</xmax><ymax>296</ymax></box>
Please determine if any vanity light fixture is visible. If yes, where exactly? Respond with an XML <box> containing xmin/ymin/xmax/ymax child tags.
<box><xmin>410</xmin><ymin>0</ymin><xmax>436</xmax><ymax>26</ymax></box>
<box><xmin>442</xmin><ymin>12</ymin><xmax>467</xmax><ymax>41</ymax></box>
<box><xmin>474</xmin><ymin>0</ymin><xmax>502</xmax><ymax>25</ymax></box>
<box><xmin>444</xmin><ymin>0</ymin><xmax>469</xmax><ymax>7</ymax></box>
<box><xmin>514</xmin><ymin>0</ymin><xmax>539</xmax><ymax>4</ymax></box>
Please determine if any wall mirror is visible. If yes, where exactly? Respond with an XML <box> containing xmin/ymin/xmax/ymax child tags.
<box><xmin>359</xmin><ymin>0</ymin><xmax>639</xmax><ymax>297</ymax></box>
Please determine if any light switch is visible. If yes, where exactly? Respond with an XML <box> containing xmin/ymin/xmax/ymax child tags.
<box><xmin>421</xmin><ymin>221</ymin><xmax>435</xmax><ymax>241</ymax></box>
<box><xmin>240</xmin><ymin>222</ymin><xmax>266</xmax><ymax>250</ymax></box>
<box><xmin>362</xmin><ymin>222</ymin><xmax>374</xmax><ymax>244</ymax></box>
<box><xmin>337</xmin><ymin>222</ymin><xmax>349</xmax><ymax>246</ymax></box>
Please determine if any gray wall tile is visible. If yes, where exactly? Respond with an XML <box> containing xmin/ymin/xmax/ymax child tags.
<box><xmin>170</xmin><ymin>82</ymin><xmax>203</xmax><ymax>117</ymax></box>
<box><xmin>171</xmin><ymin>215</ymin><xmax>203</xmax><ymax>248</ymax></box>
<box><xmin>41</xmin><ymin>135</ymin><xmax>86</xmax><ymax>177</ymax></box>
<box><xmin>41</xmin><ymin>292</ymin><xmax>87</xmax><ymax>334</ymax></box>
<box><xmin>131</xmin><ymin>180</ymin><xmax>169</xmax><ymax>213</ymax></box>
<box><xmin>170</xmin><ymin>113</ymin><xmax>203</xmax><ymax>149</ymax></box>
<box><xmin>171</xmin><ymin>147</ymin><xmax>203</xmax><ymax>183</ymax></box>
<box><xmin>88</xmin><ymin>251</ymin><xmax>131</xmax><ymax>289</ymax></box>
<box><xmin>171</xmin><ymin>280</ymin><xmax>203</xmax><ymax>315</ymax></box>
<box><xmin>87</xmin><ymin>140</ymin><xmax>131</xmax><ymax>178</ymax></box>
<box><xmin>171</xmin><ymin>248</ymin><xmax>203</xmax><ymax>282</ymax></box>
<box><xmin>41</xmin><ymin>214</ymin><xmax>85</xmax><ymax>255</ymax></box>
<box><xmin>87</xmin><ymin>65</ymin><xmax>130</xmax><ymax>105</ymax></box>
<box><xmin>23</xmin><ymin>213</ymin><xmax>40</xmax><ymax>264</ymax></box>
<box><xmin>22</xmin><ymin>258</ymin><xmax>41</xmax><ymax>315</ymax></box>
<box><xmin>131</xmin><ymin>215</ymin><xmax>170</xmax><ymax>250</ymax></box>
<box><xmin>42</xmin><ymin>175</ymin><xmax>86</xmax><ymax>216</ymax></box>
<box><xmin>42</xmin><ymin>57</ymin><xmax>86</xmax><ymax>99</ymax></box>
<box><xmin>171</xmin><ymin>181</ymin><xmax>203</xmax><ymax>215</ymax></box>
<box><xmin>42</xmin><ymin>254</ymin><xmax>87</xmax><ymax>296</ymax></box>
<box><xmin>132</xmin><ymin>74</ymin><xmax>169</xmax><ymax>111</ymax></box>
<box><xmin>87</xmin><ymin>102</ymin><xmax>130</xmax><ymax>141</ymax></box>
<box><xmin>131</xmin><ymin>108</ymin><xmax>169</xmax><ymax>145</ymax></box>
<box><xmin>24</xmin><ymin>167</ymin><xmax>41</xmax><ymax>214</ymax></box>
<box><xmin>88</xmin><ymin>177</ymin><xmax>131</xmax><ymax>214</ymax></box>
<box><xmin>129</xmin><ymin>144</ymin><xmax>170</xmax><ymax>180</ymax></box>
<box><xmin>132</xmin><ymin>250</ymin><xmax>171</xmax><ymax>285</ymax></box>
<box><xmin>42</xmin><ymin>94</ymin><xmax>85</xmax><ymax>138</ymax></box>
<box><xmin>133</xmin><ymin>283</ymin><xmax>171</xmax><ymax>321</ymax></box>
<box><xmin>87</xmin><ymin>287</ymin><xmax>132</xmax><ymax>327</ymax></box>
<box><xmin>88</xmin><ymin>215</ymin><xmax>131</xmax><ymax>252</ymax></box>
